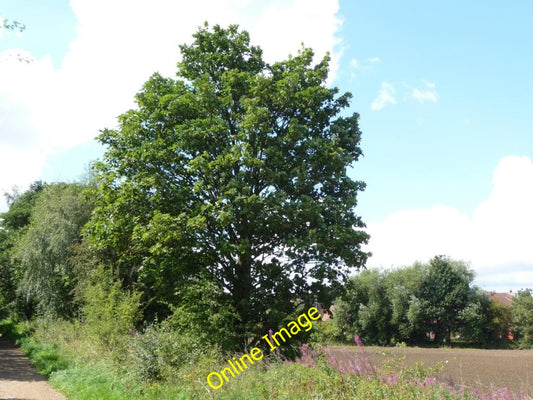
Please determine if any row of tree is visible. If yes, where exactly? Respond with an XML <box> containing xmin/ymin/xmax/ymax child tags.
<box><xmin>330</xmin><ymin>256</ymin><xmax>533</xmax><ymax>348</ymax></box>
<box><xmin>3</xmin><ymin>180</ymin><xmax>532</xmax><ymax>350</ymax></box>
<box><xmin>1</xmin><ymin>182</ymin><xmax>533</xmax><ymax>350</ymax></box>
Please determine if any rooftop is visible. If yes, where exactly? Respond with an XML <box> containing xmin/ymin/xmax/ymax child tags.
<box><xmin>487</xmin><ymin>291</ymin><xmax>514</xmax><ymax>307</ymax></box>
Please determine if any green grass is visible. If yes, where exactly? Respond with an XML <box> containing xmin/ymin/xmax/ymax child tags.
<box><xmin>0</xmin><ymin>318</ymin><xmax>189</xmax><ymax>400</ymax></box>
<box><xmin>1</xmin><ymin>318</ymin><xmax>70</xmax><ymax>376</ymax></box>
<box><xmin>19</xmin><ymin>337</ymin><xmax>70</xmax><ymax>375</ymax></box>
<box><xmin>50</xmin><ymin>363</ymin><xmax>188</xmax><ymax>400</ymax></box>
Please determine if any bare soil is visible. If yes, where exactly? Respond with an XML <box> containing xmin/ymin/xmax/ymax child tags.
<box><xmin>332</xmin><ymin>346</ymin><xmax>533</xmax><ymax>395</ymax></box>
<box><xmin>0</xmin><ymin>339</ymin><xmax>67</xmax><ymax>400</ymax></box>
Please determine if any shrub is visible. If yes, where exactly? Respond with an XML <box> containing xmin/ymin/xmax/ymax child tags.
<box><xmin>128</xmin><ymin>322</ymin><xmax>218</xmax><ymax>382</ymax></box>
<box><xmin>165</xmin><ymin>277</ymin><xmax>239</xmax><ymax>351</ymax></box>
<box><xmin>309</xmin><ymin>319</ymin><xmax>343</xmax><ymax>344</ymax></box>
<box><xmin>80</xmin><ymin>265</ymin><xmax>142</xmax><ymax>350</ymax></box>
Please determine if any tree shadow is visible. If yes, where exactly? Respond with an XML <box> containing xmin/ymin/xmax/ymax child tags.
<box><xmin>0</xmin><ymin>339</ymin><xmax>48</xmax><ymax>383</ymax></box>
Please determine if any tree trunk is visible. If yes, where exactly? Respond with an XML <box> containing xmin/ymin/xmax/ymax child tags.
<box><xmin>445</xmin><ymin>328</ymin><xmax>452</xmax><ymax>346</ymax></box>
<box><xmin>233</xmin><ymin>243</ymin><xmax>253</xmax><ymax>350</ymax></box>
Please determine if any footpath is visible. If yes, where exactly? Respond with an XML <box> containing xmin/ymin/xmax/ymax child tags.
<box><xmin>0</xmin><ymin>338</ymin><xmax>67</xmax><ymax>400</ymax></box>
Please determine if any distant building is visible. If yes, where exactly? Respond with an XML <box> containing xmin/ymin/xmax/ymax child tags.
<box><xmin>487</xmin><ymin>291</ymin><xmax>514</xmax><ymax>307</ymax></box>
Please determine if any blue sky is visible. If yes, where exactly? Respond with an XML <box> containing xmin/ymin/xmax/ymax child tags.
<box><xmin>1</xmin><ymin>0</ymin><xmax>532</xmax><ymax>292</ymax></box>
<box><xmin>343</xmin><ymin>0</ymin><xmax>533</xmax><ymax>219</ymax></box>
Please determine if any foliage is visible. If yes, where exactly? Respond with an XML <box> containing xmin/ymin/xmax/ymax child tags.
<box><xmin>338</xmin><ymin>269</ymin><xmax>392</xmax><ymax>345</ymax></box>
<box><xmin>0</xmin><ymin>318</ymin><xmax>29</xmax><ymax>341</ymax></box>
<box><xmin>6</xmin><ymin>322</ymin><xmax>531</xmax><ymax>400</ymax></box>
<box><xmin>128</xmin><ymin>322</ymin><xmax>218</xmax><ymax>382</ymax></box>
<box><xmin>87</xmin><ymin>23</ymin><xmax>368</xmax><ymax>348</ymax></box>
<box><xmin>80</xmin><ymin>265</ymin><xmax>142</xmax><ymax>350</ymax></box>
<box><xmin>0</xmin><ymin>18</ymin><xmax>25</xmax><ymax>33</ymax></box>
<box><xmin>309</xmin><ymin>319</ymin><xmax>343</xmax><ymax>344</ymax></box>
<box><xmin>334</xmin><ymin>256</ymin><xmax>492</xmax><ymax>347</ymax></box>
<box><xmin>335</xmin><ymin>265</ymin><xmax>428</xmax><ymax>346</ymax></box>
<box><xmin>418</xmin><ymin>256</ymin><xmax>474</xmax><ymax>345</ymax></box>
<box><xmin>459</xmin><ymin>289</ymin><xmax>513</xmax><ymax>347</ymax></box>
<box><xmin>12</xmin><ymin>183</ymin><xmax>94</xmax><ymax>318</ymax></box>
<box><xmin>385</xmin><ymin>262</ymin><xmax>427</xmax><ymax>344</ymax></box>
<box><xmin>0</xmin><ymin>230</ymin><xmax>13</xmax><ymax>319</ymax></box>
<box><xmin>511</xmin><ymin>289</ymin><xmax>533</xmax><ymax>348</ymax></box>
<box><xmin>2</xmin><ymin>181</ymin><xmax>45</xmax><ymax>231</ymax></box>
<box><xmin>0</xmin><ymin>181</ymin><xmax>46</xmax><ymax>317</ymax></box>
<box><xmin>486</xmin><ymin>298</ymin><xmax>513</xmax><ymax>344</ymax></box>
<box><xmin>165</xmin><ymin>276</ymin><xmax>239</xmax><ymax>350</ymax></box>
<box><xmin>458</xmin><ymin>289</ymin><xmax>492</xmax><ymax>345</ymax></box>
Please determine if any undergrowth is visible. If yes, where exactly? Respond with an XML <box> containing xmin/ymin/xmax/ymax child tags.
<box><xmin>0</xmin><ymin>318</ymin><xmax>531</xmax><ymax>400</ymax></box>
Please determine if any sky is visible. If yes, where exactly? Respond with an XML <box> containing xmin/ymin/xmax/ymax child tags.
<box><xmin>1</xmin><ymin>0</ymin><xmax>532</xmax><ymax>292</ymax></box>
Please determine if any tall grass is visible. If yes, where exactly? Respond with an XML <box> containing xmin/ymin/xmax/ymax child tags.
<box><xmin>1</xmin><ymin>318</ymin><xmax>531</xmax><ymax>400</ymax></box>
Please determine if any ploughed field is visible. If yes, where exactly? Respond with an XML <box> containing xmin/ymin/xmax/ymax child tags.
<box><xmin>331</xmin><ymin>346</ymin><xmax>533</xmax><ymax>395</ymax></box>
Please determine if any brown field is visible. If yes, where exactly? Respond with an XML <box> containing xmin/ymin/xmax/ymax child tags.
<box><xmin>331</xmin><ymin>346</ymin><xmax>533</xmax><ymax>395</ymax></box>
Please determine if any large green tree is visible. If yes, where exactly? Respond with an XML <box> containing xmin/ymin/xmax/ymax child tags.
<box><xmin>88</xmin><ymin>24</ymin><xmax>369</xmax><ymax>348</ymax></box>
<box><xmin>419</xmin><ymin>255</ymin><xmax>474</xmax><ymax>345</ymax></box>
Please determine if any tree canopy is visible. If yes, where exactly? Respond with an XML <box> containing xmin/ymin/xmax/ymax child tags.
<box><xmin>511</xmin><ymin>289</ymin><xmax>533</xmax><ymax>348</ymax></box>
<box><xmin>332</xmin><ymin>256</ymin><xmax>513</xmax><ymax>347</ymax></box>
<box><xmin>13</xmin><ymin>183</ymin><xmax>94</xmax><ymax>317</ymax></box>
<box><xmin>0</xmin><ymin>181</ymin><xmax>45</xmax><ymax>317</ymax></box>
<box><xmin>419</xmin><ymin>255</ymin><xmax>474</xmax><ymax>345</ymax></box>
<box><xmin>88</xmin><ymin>23</ymin><xmax>369</xmax><ymax>348</ymax></box>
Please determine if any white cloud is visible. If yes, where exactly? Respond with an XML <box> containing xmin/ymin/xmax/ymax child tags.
<box><xmin>371</xmin><ymin>82</ymin><xmax>397</xmax><ymax>111</ymax></box>
<box><xmin>366</xmin><ymin>205</ymin><xmax>472</xmax><ymax>268</ymax></box>
<box><xmin>471</xmin><ymin>156</ymin><xmax>533</xmax><ymax>267</ymax></box>
<box><xmin>412</xmin><ymin>81</ymin><xmax>438</xmax><ymax>103</ymax></box>
<box><xmin>365</xmin><ymin>155</ymin><xmax>533</xmax><ymax>291</ymax></box>
<box><xmin>0</xmin><ymin>144</ymin><xmax>46</xmax><ymax>200</ymax></box>
<box><xmin>350</xmin><ymin>57</ymin><xmax>380</xmax><ymax>73</ymax></box>
<box><xmin>0</xmin><ymin>0</ymin><xmax>343</xmax><ymax>211</ymax></box>
<box><xmin>252</xmin><ymin>0</ymin><xmax>343</xmax><ymax>79</ymax></box>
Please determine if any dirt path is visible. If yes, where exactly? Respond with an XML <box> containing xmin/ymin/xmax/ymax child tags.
<box><xmin>0</xmin><ymin>339</ymin><xmax>67</xmax><ymax>400</ymax></box>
